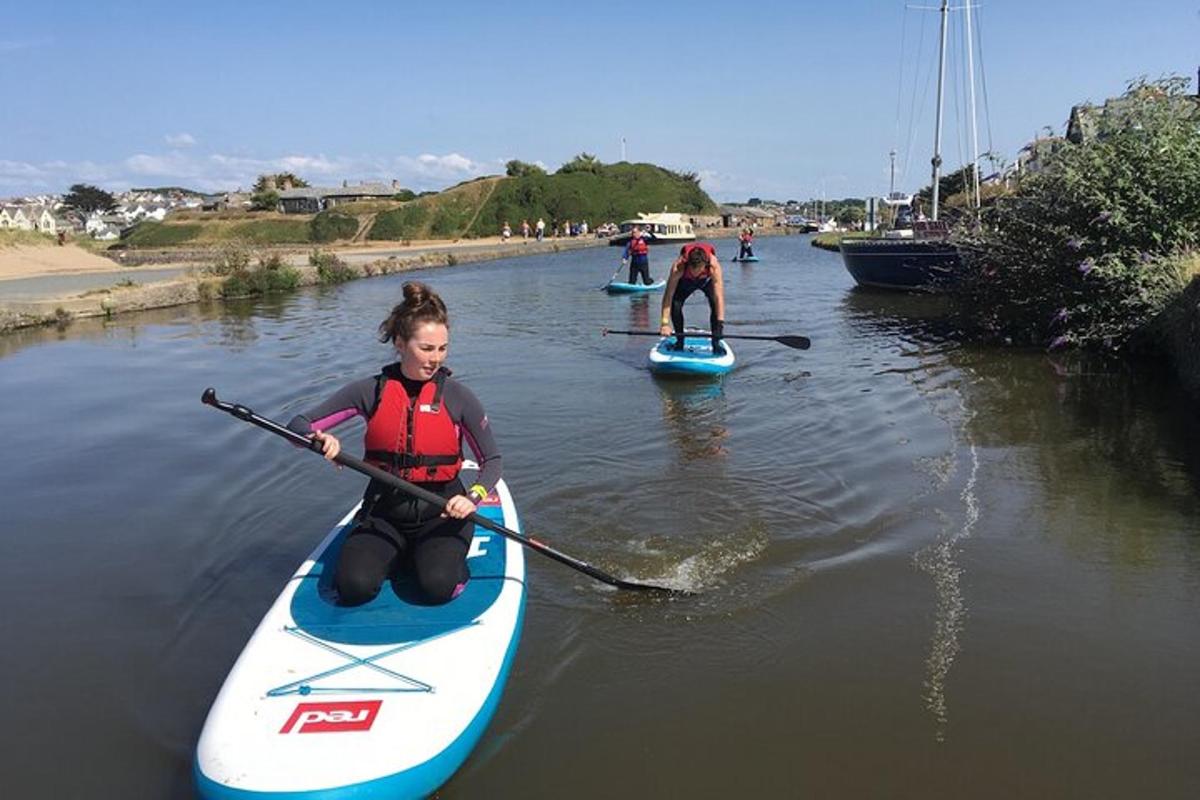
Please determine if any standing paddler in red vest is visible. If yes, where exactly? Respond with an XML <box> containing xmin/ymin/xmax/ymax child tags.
<box><xmin>286</xmin><ymin>281</ymin><xmax>502</xmax><ymax>606</ymax></box>
<box><xmin>621</xmin><ymin>225</ymin><xmax>656</xmax><ymax>285</ymax></box>
<box><xmin>659</xmin><ymin>241</ymin><xmax>727</xmax><ymax>354</ymax></box>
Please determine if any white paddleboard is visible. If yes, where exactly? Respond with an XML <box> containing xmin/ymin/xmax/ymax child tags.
<box><xmin>195</xmin><ymin>469</ymin><xmax>525</xmax><ymax>799</ymax></box>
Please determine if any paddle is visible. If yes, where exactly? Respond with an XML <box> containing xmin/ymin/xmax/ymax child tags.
<box><xmin>602</xmin><ymin>328</ymin><xmax>812</xmax><ymax>350</ymax></box>
<box><xmin>601</xmin><ymin>259</ymin><xmax>627</xmax><ymax>289</ymax></box>
<box><xmin>201</xmin><ymin>388</ymin><xmax>689</xmax><ymax>596</ymax></box>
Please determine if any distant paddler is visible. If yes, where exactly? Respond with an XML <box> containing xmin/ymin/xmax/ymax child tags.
<box><xmin>621</xmin><ymin>225</ymin><xmax>657</xmax><ymax>286</ymax></box>
<box><xmin>660</xmin><ymin>242</ymin><xmax>727</xmax><ymax>354</ymax></box>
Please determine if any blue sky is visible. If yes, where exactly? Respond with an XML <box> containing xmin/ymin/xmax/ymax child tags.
<box><xmin>2</xmin><ymin>0</ymin><xmax>1196</xmax><ymax>201</ymax></box>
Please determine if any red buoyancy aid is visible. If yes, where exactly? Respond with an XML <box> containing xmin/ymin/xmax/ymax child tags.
<box><xmin>628</xmin><ymin>235</ymin><xmax>649</xmax><ymax>256</ymax></box>
<box><xmin>363</xmin><ymin>369</ymin><xmax>462</xmax><ymax>482</ymax></box>
<box><xmin>680</xmin><ymin>242</ymin><xmax>717</xmax><ymax>278</ymax></box>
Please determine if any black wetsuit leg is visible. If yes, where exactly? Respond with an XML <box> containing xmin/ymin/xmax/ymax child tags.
<box><xmin>629</xmin><ymin>254</ymin><xmax>650</xmax><ymax>285</ymax></box>
<box><xmin>670</xmin><ymin>278</ymin><xmax>720</xmax><ymax>348</ymax></box>
<box><xmin>335</xmin><ymin>478</ymin><xmax>472</xmax><ymax>606</ymax></box>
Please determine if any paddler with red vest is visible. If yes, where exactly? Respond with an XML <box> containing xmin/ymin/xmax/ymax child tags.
<box><xmin>621</xmin><ymin>225</ymin><xmax>656</xmax><ymax>285</ymax></box>
<box><xmin>286</xmin><ymin>281</ymin><xmax>502</xmax><ymax>606</ymax></box>
<box><xmin>659</xmin><ymin>241</ymin><xmax>727</xmax><ymax>354</ymax></box>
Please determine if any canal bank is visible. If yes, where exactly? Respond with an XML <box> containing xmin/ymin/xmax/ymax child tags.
<box><xmin>0</xmin><ymin>226</ymin><xmax>799</xmax><ymax>334</ymax></box>
<box><xmin>0</xmin><ymin>236</ymin><xmax>604</xmax><ymax>333</ymax></box>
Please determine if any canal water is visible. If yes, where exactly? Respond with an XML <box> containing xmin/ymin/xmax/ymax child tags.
<box><xmin>2</xmin><ymin>235</ymin><xmax>1197</xmax><ymax>798</ymax></box>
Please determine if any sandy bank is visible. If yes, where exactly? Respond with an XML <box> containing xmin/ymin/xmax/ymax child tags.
<box><xmin>0</xmin><ymin>244</ymin><xmax>125</xmax><ymax>280</ymax></box>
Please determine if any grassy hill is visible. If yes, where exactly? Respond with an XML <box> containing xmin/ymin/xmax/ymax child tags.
<box><xmin>119</xmin><ymin>161</ymin><xmax>720</xmax><ymax>248</ymax></box>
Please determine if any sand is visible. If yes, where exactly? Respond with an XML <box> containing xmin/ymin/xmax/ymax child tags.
<box><xmin>0</xmin><ymin>244</ymin><xmax>126</xmax><ymax>281</ymax></box>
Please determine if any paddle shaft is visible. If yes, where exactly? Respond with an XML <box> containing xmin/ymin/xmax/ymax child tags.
<box><xmin>201</xmin><ymin>389</ymin><xmax>683</xmax><ymax>594</ymax></box>
<box><xmin>603</xmin><ymin>328</ymin><xmax>811</xmax><ymax>350</ymax></box>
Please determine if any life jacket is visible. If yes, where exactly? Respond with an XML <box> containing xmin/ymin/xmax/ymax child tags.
<box><xmin>680</xmin><ymin>242</ymin><xmax>717</xmax><ymax>278</ymax></box>
<box><xmin>363</xmin><ymin>367</ymin><xmax>462</xmax><ymax>483</ymax></box>
<box><xmin>628</xmin><ymin>235</ymin><xmax>649</xmax><ymax>257</ymax></box>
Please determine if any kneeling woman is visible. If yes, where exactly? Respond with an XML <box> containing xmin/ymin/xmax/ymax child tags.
<box><xmin>287</xmin><ymin>282</ymin><xmax>501</xmax><ymax>605</ymax></box>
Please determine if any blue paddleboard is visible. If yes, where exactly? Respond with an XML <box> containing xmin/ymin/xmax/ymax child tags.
<box><xmin>647</xmin><ymin>335</ymin><xmax>735</xmax><ymax>377</ymax></box>
<box><xmin>606</xmin><ymin>279</ymin><xmax>666</xmax><ymax>294</ymax></box>
<box><xmin>195</xmin><ymin>469</ymin><xmax>525</xmax><ymax>799</ymax></box>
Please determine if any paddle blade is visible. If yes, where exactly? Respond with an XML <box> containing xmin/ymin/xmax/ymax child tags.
<box><xmin>777</xmin><ymin>335</ymin><xmax>812</xmax><ymax>350</ymax></box>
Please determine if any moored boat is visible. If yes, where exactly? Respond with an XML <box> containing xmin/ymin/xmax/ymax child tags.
<box><xmin>608</xmin><ymin>212</ymin><xmax>696</xmax><ymax>247</ymax></box>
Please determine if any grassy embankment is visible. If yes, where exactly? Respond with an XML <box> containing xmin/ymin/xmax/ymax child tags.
<box><xmin>119</xmin><ymin>162</ymin><xmax>719</xmax><ymax>249</ymax></box>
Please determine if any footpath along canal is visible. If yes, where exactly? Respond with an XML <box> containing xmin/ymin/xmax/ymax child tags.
<box><xmin>1</xmin><ymin>234</ymin><xmax>1197</xmax><ymax>797</ymax></box>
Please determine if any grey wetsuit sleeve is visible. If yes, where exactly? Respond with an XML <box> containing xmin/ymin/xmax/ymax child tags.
<box><xmin>444</xmin><ymin>379</ymin><xmax>503</xmax><ymax>494</ymax></box>
<box><xmin>285</xmin><ymin>377</ymin><xmax>378</xmax><ymax>435</ymax></box>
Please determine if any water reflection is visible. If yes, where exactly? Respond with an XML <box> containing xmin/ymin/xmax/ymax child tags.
<box><xmin>627</xmin><ymin>294</ymin><xmax>652</xmax><ymax>331</ymax></box>
<box><xmin>839</xmin><ymin>286</ymin><xmax>961</xmax><ymax>346</ymax></box>
<box><xmin>656</xmin><ymin>378</ymin><xmax>729</xmax><ymax>461</ymax></box>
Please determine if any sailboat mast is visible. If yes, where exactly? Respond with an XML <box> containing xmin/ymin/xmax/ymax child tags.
<box><xmin>965</xmin><ymin>0</ymin><xmax>981</xmax><ymax>210</ymax></box>
<box><xmin>930</xmin><ymin>0</ymin><xmax>949</xmax><ymax>221</ymax></box>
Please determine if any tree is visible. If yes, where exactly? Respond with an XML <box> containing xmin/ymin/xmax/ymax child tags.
<box><xmin>254</xmin><ymin>173</ymin><xmax>309</xmax><ymax>192</ymax></box>
<box><xmin>957</xmin><ymin>75</ymin><xmax>1200</xmax><ymax>350</ymax></box>
<box><xmin>62</xmin><ymin>183</ymin><xmax>116</xmax><ymax>214</ymax></box>
<box><xmin>557</xmin><ymin>152</ymin><xmax>603</xmax><ymax>175</ymax></box>
<box><xmin>250</xmin><ymin>189</ymin><xmax>280</xmax><ymax>211</ymax></box>
<box><xmin>505</xmin><ymin>160</ymin><xmax>546</xmax><ymax>178</ymax></box>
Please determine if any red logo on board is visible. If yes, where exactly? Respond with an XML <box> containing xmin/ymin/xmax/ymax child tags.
<box><xmin>279</xmin><ymin>700</ymin><xmax>382</xmax><ymax>734</ymax></box>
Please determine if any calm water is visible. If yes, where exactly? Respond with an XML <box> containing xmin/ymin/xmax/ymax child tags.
<box><xmin>2</xmin><ymin>235</ymin><xmax>1198</xmax><ymax>798</ymax></box>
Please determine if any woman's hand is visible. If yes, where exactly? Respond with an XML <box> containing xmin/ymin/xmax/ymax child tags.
<box><xmin>311</xmin><ymin>431</ymin><xmax>341</xmax><ymax>463</ymax></box>
<box><xmin>442</xmin><ymin>494</ymin><xmax>477</xmax><ymax>519</ymax></box>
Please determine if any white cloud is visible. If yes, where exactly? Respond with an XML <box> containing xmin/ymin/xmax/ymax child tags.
<box><xmin>165</xmin><ymin>133</ymin><xmax>196</xmax><ymax>148</ymax></box>
<box><xmin>0</xmin><ymin>149</ymin><xmax>504</xmax><ymax>197</ymax></box>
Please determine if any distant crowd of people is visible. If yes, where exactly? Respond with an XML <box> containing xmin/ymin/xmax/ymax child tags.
<box><xmin>501</xmin><ymin>217</ymin><xmax>594</xmax><ymax>242</ymax></box>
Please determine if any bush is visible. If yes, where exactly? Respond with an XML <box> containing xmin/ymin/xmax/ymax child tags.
<box><xmin>369</xmin><ymin>204</ymin><xmax>430</xmax><ymax>240</ymax></box>
<box><xmin>956</xmin><ymin>76</ymin><xmax>1200</xmax><ymax>351</ymax></box>
<box><xmin>309</xmin><ymin>250</ymin><xmax>357</xmax><ymax>284</ymax></box>
<box><xmin>219</xmin><ymin>253</ymin><xmax>301</xmax><ymax>296</ymax></box>
<box><xmin>310</xmin><ymin>211</ymin><xmax>359</xmax><ymax>243</ymax></box>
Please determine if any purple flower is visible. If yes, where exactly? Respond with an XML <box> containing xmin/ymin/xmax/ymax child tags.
<box><xmin>1091</xmin><ymin>210</ymin><xmax>1113</xmax><ymax>225</ymax></box>
<box><xmin>1139</xmin><ymin>251</ymin><xmax>1153</xmax><ymax>264</ymax></box>
<box><xmin>1050</xmin><ymin>308</ymin><xmax>1069</xmax><ymax>326</ymax></box>
<box><xmin>1066</xmin><ymin>237</ymin><xmax>1084</xmax><ymax>251</ymax></box>
<box><xmin>1048</xmin><ymin>335</ymin><xmax>1069</xmax><ymax>351</ymax></box>
<box><xmin>1078</xmin><ymin>258</ymin><xmax>1095</xmax><ymax>275</ymax></box>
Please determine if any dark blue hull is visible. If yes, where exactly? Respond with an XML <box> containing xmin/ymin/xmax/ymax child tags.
<box><xmin>838</xmin><ymin>238</ymin><xmax>961</xmax><ymax>291</ymax></box>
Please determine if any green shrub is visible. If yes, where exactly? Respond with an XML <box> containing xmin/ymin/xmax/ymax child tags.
<box><xmin>310</xmin><ymin>211</ymin><xmax>359</xmax><ymax>243</ymax></box>
<box><xmin>310</xmin><ymin>250</ymin><xmax>357</xmax><ymax>284</ymax></box>
<box><xmin>220</xmin><ymin>253</ymin><xmax>301</xmax><ymax>296</ymax></box>
<box><xmin>369</xmin><ymin>204</ymin><xmax>429</xmax><ymax>240</ymax></box>
<box><xmin>957</xmin><ymin>76</ymin><xmax>1200</xmax><ymax>351</ymax></box>
<box><xmin>205</xmin><ymin>243</ymin><xmax>253</xmax><ymax>276</ymax></box>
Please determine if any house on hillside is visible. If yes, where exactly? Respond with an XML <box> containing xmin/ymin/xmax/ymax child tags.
<box><xmin>1067</xmin><ymin>88</ymin><xmax>1200</xmax><ymax>144</ymax></box>
<box><xmin>277</xmin><ymin>180</ymin><xmax>404</xmax><ymax>214</ymax></box>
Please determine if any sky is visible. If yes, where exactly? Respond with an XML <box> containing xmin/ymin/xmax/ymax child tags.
<box><xmin>2</xmin><ymin>0</ymin><xmax>1197</xmax><ymax>202</ymax></box>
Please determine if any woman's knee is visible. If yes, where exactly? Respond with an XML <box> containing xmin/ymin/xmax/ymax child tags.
<box><xmin>335</xmin><ymin>567</ymin><xmax>383</xmax><ymax>606</ymax></box>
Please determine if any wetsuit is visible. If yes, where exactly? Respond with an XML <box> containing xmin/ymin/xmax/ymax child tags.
<box><xmin>669</xmin><ymin>243</ymin><xmax>724</xmax><ymax>353</ymax></box>
<box><xmin>738</xmin><ymin>232</ymin><xmax>754</xmax><ymax>259</ymax></box>
<box><xmin>623</xmin><ymin>232</ymin><xmax>655</xmax><ymax>285</ymax></box>
<box><xmin>288</xmin><ymin>364</ymin><xmax>501</xmax><ymax>606</ymax></box>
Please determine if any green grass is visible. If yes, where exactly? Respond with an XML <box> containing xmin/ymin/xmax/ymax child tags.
<box><xmin>310</xmin><ymin>211</ymin><xmax>359</xmax><ymax>243</ymax></box>
<box><xmin>121</xmin><ymin>222</ymin><xmax>204</xmax><ymax>247</ymax></box>
<box><xmin>0</xmin><ymin>229</ymin><xmax>58</xmax><ymax>247</ymax></box>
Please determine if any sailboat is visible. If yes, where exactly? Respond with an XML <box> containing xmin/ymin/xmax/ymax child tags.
<box><xmin>839</xmin><ymin>0</ymin><xmax>978</xmax><ymax>291</ymax></box>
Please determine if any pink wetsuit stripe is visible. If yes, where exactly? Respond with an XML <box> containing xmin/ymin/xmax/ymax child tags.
<box><xmin>309</xmin><ymin>408</ymin><xmax>359</xmax><ymax>432</ymax></box>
